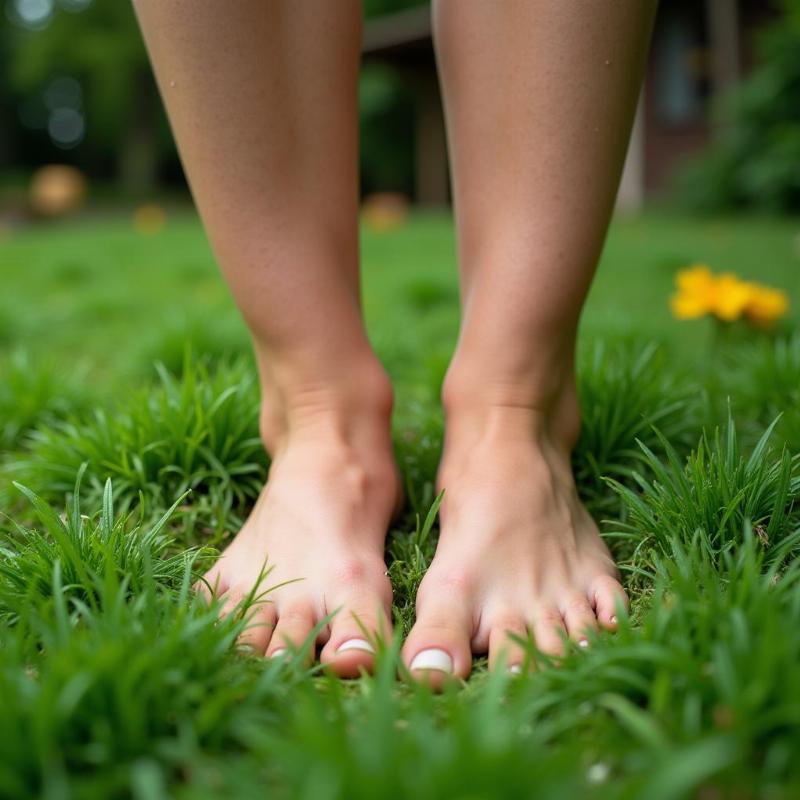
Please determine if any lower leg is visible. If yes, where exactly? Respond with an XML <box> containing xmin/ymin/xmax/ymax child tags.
<box><xmin>135</xmin><ymin>1</ymin><xmax>398</xmax><ymax>676</ymax></box>
<box><xmin>405</xmin><ymin>0</ymin><xmax>656</xmax><ymax>683</ymax></box>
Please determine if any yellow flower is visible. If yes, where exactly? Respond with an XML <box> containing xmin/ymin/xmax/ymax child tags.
<box><xmin>670</xmin><ymin>264</ymin><xmax>717</xmax><ymax>319</ymax></box>
<box><xmin>711</xmin><ymin>273</ymin><xmax>752</xmax><ymax>322</ymax></box>
<box><xmin>670</xmin><ymin>264</ymin><xmax>789</xmax><ymax>327</ymax></box>
<box><xmin>743</xmin><ymin>284</ymin><xmax>789</xmax><ymax>328</ymax></box>
<box><xmin>675</xmin><ymin>264</ymin><xmax>716</xmax><ymax>294</ymax></box>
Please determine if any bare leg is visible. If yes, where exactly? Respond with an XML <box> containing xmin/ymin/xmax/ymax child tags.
<box><xmin>134</xmin><ymin>1</ymin><xmax>399</xmax><ymax>676</ymax></box>
<box><xmin>404</xmin><ymin>0</ymin><xmax>656</xmax><ymax>683</ymax></box>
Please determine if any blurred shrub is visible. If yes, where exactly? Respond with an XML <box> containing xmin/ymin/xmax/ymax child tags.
<box><xmin>7</xmin><ymin>1</ymin><xmax>172</xmax><ymax>191</ymax></box>
<box><xmin>678</xmin><ymin>0</ymin><xmax>800</xmax><ymax>212</ymax></box>
<box><xmin>3</xmin><ymin>0</ymin><xmax>426</xmax><ymax>196</ymax></box>
<box><xmin>359</xmin><ymin>64</ymin><xmax>416</xmax><ymax>196</ymax></box>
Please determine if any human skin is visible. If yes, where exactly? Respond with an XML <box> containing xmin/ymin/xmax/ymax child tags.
<box><xmin>400</xmin><ymin>0</ymin><xmax>657</xmax><ymax>685</ymax></box>
<box><xmin>133</xmin><ymin>0</ymin><xmax>657</xmax><ymax>683</ymax></box>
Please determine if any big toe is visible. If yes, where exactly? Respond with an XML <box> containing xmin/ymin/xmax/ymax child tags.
<box><xmin>403</xmin><ymin>592</ymin><xmax>473</xmax><ymax>689</ymax></box>
<box><xmin>320</xmin><ymin>591</ymin><xmax>392</xmax><ymax>678</ymax></box>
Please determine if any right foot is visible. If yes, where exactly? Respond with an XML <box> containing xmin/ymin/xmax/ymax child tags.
<box><xmin>201</xmin><ymin>370</ymin><xmax>400</xmax><ymax>678</ymax></box>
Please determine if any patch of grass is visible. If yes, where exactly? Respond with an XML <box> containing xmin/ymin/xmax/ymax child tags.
<box><xmin>0</xmin><ymin>469</ymin><xmax>212</xmax><ymax>628</ymax></box>
<box><xmin>403</xmin><ymin>277</ymin><xmax>458</xmax><ymax>312</ymax></box>
<box><xmin>0</xmin><ymin>349</ymin><xmax>92</xmax><ymax>452</ymax></box>
<box><xmin>719</xmin><ymin>332</ymin><xmax>800</xmax><ymax>451</ymax></box>
<box><xmin>7</xmin><ymin>358</ymin><xmax>267</xmax><ymax>543</ymax></box>
<box><xmin>574</xmin><ymin>339</ymin><xmax>704</xmax><ymax>517</ymax></box>
<box><xmin>132</xmin><ymin>315</ymin><xmax>251</xmax><ymax>379</ymax></box>
<box><xmin>3</xmin><ymin>211</ymin><xmax>800</xmax><ymax>797</ymax></box>
<box><xmin>5</xmin><ymin>526</ymin><xmax>796</xmax><ymax>799</ymax></box>
<box><xmin>393</xmin><ymin>401</ymin><xmax>444</xmax><ymax>519</ymax></box>
<box><xmin>387</xmin><ymin>491</ymin><xmax>443</xmax><ymax>636</ymax></box>
<box><xmin>0</xmin><ymin>301</ymin><xmax>16</xmax><ymax>347</ymax></box>
<box><xmin>608</xmin><ymin>414</ymin><xmax>800</xmax><ymax>583</ymax></box>
<box><xmin>0</xmin><ymin>574</ymin><xmax>292</xmax><ymax>800</ymax></box>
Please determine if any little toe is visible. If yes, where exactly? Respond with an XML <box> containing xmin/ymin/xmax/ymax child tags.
<box><xmin>266</xmin><ymin>602</ymin><xmax>317</xmax><ymax>662</ymax></box>
<box><xmin>592</xmin><ymin>575</ymin><xmax>629</xmax><ymax>630</ymax></box>
<box><xmin>562</xmin><ymin>594</ymin><xmax>598</xmax><ymax>648</ymax></box>
<box><xmin>403</xmin><ymin>599</ymin><xmax>473</xmax><ymax>689</ymax></box>
<box><xmin>487</xmin><ymin>615</ymin><xmax>530</xmax><ymax>674</ymax></box>
<box><xmin>320</xmin><ymin>594</ymin><xmax>392</xmax><ymax>678</ymax></box>
<box><xmin>530</xmin><ymin>606</ymin><xmax>569</xmax><ymax>661</ymax></box>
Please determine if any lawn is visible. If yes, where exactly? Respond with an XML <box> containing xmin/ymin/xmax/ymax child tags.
<box><xmin>1</xmin><ymin>210</ymin><xmax>800</xmax><ymax>798</ymax></box>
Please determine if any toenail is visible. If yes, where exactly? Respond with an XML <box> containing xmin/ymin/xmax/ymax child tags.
<box><xmin>578</xmin><ymin>639</ymin><xmax>589</xmax><ymax>648</ymax></box>
<box><xmin>337</xmin><ymin>638</ymin><xmax>374</xmax><ymax>655</ymax></box>
<box><xmin>410</xmin><ymin>648</ymin><xmax>453</xmax><ymax>673</ymax></box>
<box><xmin>270</xmin><ymin>648</ymin><xmax>288</xmax><ymax>658</ymax></box>
<box><xmin>610</xmin><ymin>615</ymin><xmax>618</xmax><ymax>625</ymax></box>
<box><xmin>509</xmin><ymin>664</ymin><xmax>523</xmax><ymax>675</ymax></box>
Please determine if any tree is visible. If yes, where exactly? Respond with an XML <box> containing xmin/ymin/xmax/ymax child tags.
<box><xmin>8</xmin><ymin>0</ymin><xmax>167</xmax><ymax>192</ymax></box>
<box><xmin>679</xmin><ymin>0</ymin><xmax>800</xmax><ymax>212</ymax></box>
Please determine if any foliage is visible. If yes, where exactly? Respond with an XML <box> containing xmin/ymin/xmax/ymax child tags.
<box><xmin>0</xmin><ymin>349</ymin><xmax>91</xmax><ymax>451</ymax></box>
<box><xmin>7</xmin><ymin>358</ymin><xmax>268</xmax><ymax>543</ymax></box>
<box><xmin>718</xmin><ymin>332</ymin><xmax>800</xmax><ymax>451</ymax></box>
<box><xmin>608</xmin><ymin>414</ymin><xmax>800</xmax><ymax>582</ymax></box>
<box><xmin>2</xmin><ymin>0</ymin><xmax>428</xmax><ymax>192</ymax></box>
<box><xmin>3</xmin><ymin>492</ymin><xmax>800</xmax><ymax>797</ymax></box>
<box><xmin>0</xmin><ymin>470</ymin><xmax>212</xmax><ymax>628</ymax></box>
<box><xmin>573</xmin><ymin>340</ymin><xmax>703</xmax><ymax>517</ymax></box>
<box><xmin>678</xmin><ymin>0</ymin><xmax>800</xmax><ymax>212</ymax></box>
<box><xmin>1</xmin><ymin>212</ymin><xmax>800</xmax><ymax>796</ymax></box>
<box><xmin>359</xmin><ymin>65</ymin><xmax>417</xmax><ymax>196</ymax></box>
<box><xmin>6</xmin><ymin>0</ymin><xmax>168</xmax><ymax>187</ymax></box>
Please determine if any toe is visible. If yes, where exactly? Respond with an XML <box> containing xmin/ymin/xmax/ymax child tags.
<box><xmin>487</xmin><ymin>615</ymin><xmax>529</xmax><ymax>674</ymax></box>
<box><xmin>403</xmin><ymin>595</ymin><xmax>473</xmax><ymax>688</ymax></box>
<box><xmin>562</xmin><ymin>594</ymin><xmax>598</xmax><ymax>647</ymax></box>
<box><xmin>319</xmin><ymin>592</ymin><xmax>392</xmax><ymax>678</ymax></box>
<box><xmin>266</xmin><ymin>602</ymin><xmax>317</xmax><ymax>662</ymax></box>
<box><xmin>196</xmin><ymin>561</ymin><xmax>228</xmax><ymax>601</ymax></box>
<box><xmin>530</xmin><ymin>606</ymin><xmax>568</xmax><ymax>659</ymax></box>
<box><xmin>238</xmin><ymin>602</ymin><xmax>277</xmax><ymax>653</ymax></box>
<box><xmin>218</xmin><ymin>586</ymin><xmax>276</xmax><ymax>654</ymax></box>
<box><xmin>592</xmin><ymin>574</ymin><xmax>629</xmax><ymax>630</ymax></box>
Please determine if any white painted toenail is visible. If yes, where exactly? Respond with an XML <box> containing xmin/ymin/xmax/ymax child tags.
<box><xmin>410</xmin><ymin>648</ymin><xmax>453</xmax><ymax>673</ymax></box>
<box><xmin>337</xmin><ymin>638</ymin><xmax>374</xmax><ymax>655</ymax></box>
<box><xmin>509</xmin><ymin>664</ymin><xmax>523</xmax><ymax>675</ymax></box>
<box><xmin>270</xmin><ymin>648</ymin><xmax>287</xmax><ymax>658</ymax></box>
<box><xmin>578</xmin><ymin>639</ymin><xmax>589</xmax><ymax>648</ymax></box>
<box><xmin>610</xmin><ymin>615</ymin><xmax>618</xmax><ymax>625</ymax></box>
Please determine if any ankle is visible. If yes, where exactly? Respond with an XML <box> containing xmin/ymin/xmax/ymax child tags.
<box><xmin>258</xmin><ymin>355</ymin><xmax>394</xmax><ymax>456</ymax></box>
<box><xmin>441</xmin><ymin>364</ymin><xmax>582</xmax><ymax>452</ymax></box>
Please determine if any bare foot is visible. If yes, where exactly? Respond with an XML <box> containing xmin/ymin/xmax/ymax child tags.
<box><xmin>403</xmin><ymin>400</ymin><xmax>627</xmax><ymax>686</ymax></box>
<box><xmin>201</xmin><ymin>375</ymin><xmax>400</xmax><ymax>678</ymax></box>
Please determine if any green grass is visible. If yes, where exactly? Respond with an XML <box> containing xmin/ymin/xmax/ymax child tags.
<box><xmin>1</xmin><ymin>209</ymin><xmax>800</xmax><ymax>798</ymax></box>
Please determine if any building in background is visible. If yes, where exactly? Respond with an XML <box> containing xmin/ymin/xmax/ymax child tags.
<box><xmin>362</xmin><ymin>0</ymin><xmax>776</xmax><ymax>210</ymax></box>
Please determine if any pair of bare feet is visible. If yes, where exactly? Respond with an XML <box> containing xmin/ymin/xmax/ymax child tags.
<box><xmin>202</xmin><ymin>363</ymin><xmax>627</xmax><ymax>687</ymax></box>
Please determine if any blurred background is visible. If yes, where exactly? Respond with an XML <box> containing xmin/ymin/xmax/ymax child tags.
<box><xmin>1</xmin><ymin>0</ymin><xmax>799</xmax><ymax>219</ymax></box>
<box><xmin>0</xmin><ymin>0</ymin><xmax>799</xmax><ymax>426</ymax></box>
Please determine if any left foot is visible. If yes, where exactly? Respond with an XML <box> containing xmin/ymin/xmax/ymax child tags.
<box><xmin>403</xmin><ymin>397</ymin><xmax>627</xmax><ymax>686</ymax></box>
